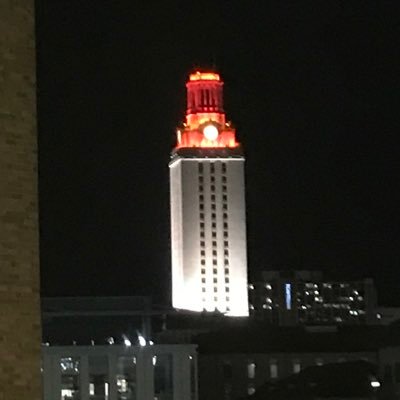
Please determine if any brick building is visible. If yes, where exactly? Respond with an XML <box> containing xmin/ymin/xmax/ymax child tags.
<box><xmin>0</xmin><ymin>1</ymin><xmax>42</xmax><ymax>398</ymax></box>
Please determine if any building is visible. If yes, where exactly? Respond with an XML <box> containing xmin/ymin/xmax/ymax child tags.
<box><xmin>42</xmin><ymin>344</ymin><xmax>197</xmax><ymax>400</ymax></box>
<box><xmin>195</xmin><ymin>324</ymin><xmax>381</xmax><ymax>400</ymax></box>
<box><xmin>169</xmin><ymin>71</ymin><xmax>249</xmax><ymax>316</ymax></box>
<box><xmin>0</xmin><ymin>2</ymin><xmax>42</xmax><ymax>399</ymax></box>
<box><xmin>249</xmin><ymin>270</ymin><xmax>378</xmax><ymax>325</ymax></box>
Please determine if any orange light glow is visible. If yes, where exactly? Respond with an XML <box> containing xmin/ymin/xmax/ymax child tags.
<box><xmin>175</xmin><ymin>71</ymin><xmax>240</xmax><ymax>149</ymax></box>
<box><xmin>189</xmin><ymin>71</ymin><xmax>220</xmax><ymax>81</ymax></box>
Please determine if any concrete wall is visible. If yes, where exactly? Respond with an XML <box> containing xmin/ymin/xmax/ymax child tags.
<box><xmin>0</xmin><ymin>1</ymin><xmax>42</xmax><ymax>398</ymax></box>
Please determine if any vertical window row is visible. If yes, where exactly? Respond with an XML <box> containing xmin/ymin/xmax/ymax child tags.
<box><xmin>199</xmin><ymin>163</ymin><xmax>206</xmax><ymax>302</ymax></box>
<box><xmin>210</xmin><ymin>162</ymin><xmax>217</xmax><ymax>303</ymax></box>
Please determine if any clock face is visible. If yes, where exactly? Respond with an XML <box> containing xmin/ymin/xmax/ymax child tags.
<box><xmin>203</xmin><ymin>124</ymin><xmax>219</xmax><ymax>141</ymax></box>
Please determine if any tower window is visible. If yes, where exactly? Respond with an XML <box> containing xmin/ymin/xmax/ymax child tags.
<box><xmin>210</xmin><ymin>164</ymin><xmax>215</xmax><ymax>173</ymax></box>
<box><xmin>198</xmin><ymin>176</ymin><xmax>203</xmax><ymax>183</ymax></box>
<box><xmin>201</xmin><ymin>269</ymin><xmax>206</xmax><ymax>274</ymax></box>
<box><xmin>211</xmin><ymin>176</ymin><xmax>215</xmax><ymax>183</ymax></box>
<box><xmin>201</xmin><ymin>250</ymin><xmax>205</xmax><ymax>256</ymax></box>
<box><xmin>223</xmin><ymin>195</ymin><xmax>227</xmax><ymax>202</ymax></box>
<box><xmin>222</xmin><ymin>176</ymin><xmax>227</xmax><ymax>183</ymax></box>
<box><xmin>211</xmin><ymin>204</ymin><xmax>216</xmax><ymax>210</ymax></box>
<box><xmin>225</xmin><ymin>277</ymin><xmax>229</xmax><ymax>283</ymax></box>
<box><xmin>222</xmin><ymin>185</ymin><xmax>227</xmax><ymax>192</ymax></box>
<box><xmin>202</xmin><ymin>288</ymin><xmax>206</xmax><ymax>293</ymax></box>
<box><xmin>224</xmin><ymin>241</ymin><xmax>229</xmax><ymax>248</ymax></box>
<box><xmin>223</xmin><ymin>231</ymin><xmax>228</xmax><ymax>238</ymax></box>
<box><xmin>225</xmin><ymin>287</ymin><xmax>230</xmax><ymax>293</ymax></box>
<box><xmin>223</xmin><ymin>222</ymin><xmax>228</xmax><ymax>229</ymax></box>
<box><xmin>200</xmin><ymin>222</ymin><xmax>204</xmax><ymax>229</ymax></box>
<box><xmin>224</xmin><ymin>259</ymin><xmax>229</xmax><ymax>266</ymax></box>
<box><xmin>223</xmin><ymin>213</ymin><xmax>228</xmax><ymax>220</ymax></box>
<box><xmin>200</xmin><ymin>231</ymin><xmax>205</xmax><ymax>238</ymax></box>
<box><xmin>202</xmin><ymin>278</ymin><xmax>206</xmax><ymax>284</ymax></box>
<box><xmin>211</xmin><ymin>213</ymin><xmax>216</xmax><ymax>219</ymax></box>
<box><xmin>213</xmin><ymin>268</ymin><xmax>218</xmax><ymax>274</ymax></box>
<box><xmin>212</xmin><ymin>231</ymin><xmax>216</xmax><ymax>238</ymax></box>
<box><xmin>212</xmin><ymin>222</ymin><xmax>216</xmax><ymax>229</ymax></box>
<box><xmin>211</xmin><ymin>194</ymin><xmax>216</xmax><ymax>201</ymax></box>
<box><xmin>212</xmin><ymin>250</ymin><xmax>217</xmax><ymax>256</ymax></box>
<box><xmin>213</xmin><ymin>259</ymin><xmax>217</xmax><ymax>266</ymax></box>
<box><xmin>198</xmin><ymin>163</ymin><xmax>203</xmax><ymax>173</ymax></box>
<box><xmin>199</xmin><ymin>185</ymin><xmax>204</xmax><ymax>192</ymax></box>
<box><xmin>199</xmin><ymin>204</ymin><xmax>204</xmax><ymax>210</ymax></box>
<box><xmin>224</xmin><ymin>268</ymin><xmax>229</xmax><ymax>275</ymax></box>
<box><xmin>222</xmin><ymin>163</ymin><xmax>227</xmax><ymax>173</ymax></box>
<box><xmin>200</xmin><ymin>213</ymin><xmax>204</xmax><ymax>220</ymax></box>
<box><xmin>211</xmin><ymin>185</ymin><xmax>215</xmax><ymax>192</ymax></box>
<box><xmin>223</xmin><ymin>204</ymin><xmax>228</xmax><ymax>211</ymax></box>
<box><xmin>199</xmin><ymin>195</ymin><xmax>204</xmax><ymax>202</ymax></box>
<box><xmin>214</xmin><ymin>297</ymin><xmax>218</xmax><ymax>302</ymax></box>
<box><xmin>224</xmin><ymin>249</ymin><xmax>229</xmax><ymax>256</ymax></box>
<box><xmin>226</xmin><ymin>296</ymin><xmax>230</xmax><ymax>302</ymax></box>
<box><xmin>213</xmin><ymin>278</ymin><xmax>218</xmax><ymax>284</ymax></box>
<box><xmin>201</xmin><ymin>259</ymin><xmax>205</xmax><ymax>265</ymax></box>
<box><xmin>214</xmin><ymin>287</ymin><xmax>218</xmax><ymax>293</ymax></box>
<box><xmin>200</xmin><ymin>241</ymin><xmax>205</xmax><ymax>247</ymax></box>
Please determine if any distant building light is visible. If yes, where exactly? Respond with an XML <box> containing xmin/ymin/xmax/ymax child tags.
<box><xmin>248</xmin><ymin>284</ymin><xmax>254</xmax><ymax>290</ymax></box>
<box><xmin>285</xmin><ymin>283</ymin><xmax>291</xmax><ymax>310</ymax></box>
<box><xmin>265</xmin><ymin>284</ymin><xmax>272</xmax><ymax>290</ymax></box>
<box><xmin>106</xmin><ymin>337</ymin><xmax>115</xmax><ymax>345</ymax></box>
<box><xmin>377</xmin><ymin>313</ymin><xmax>382</xmax><ymax>319</ymax></box>
<box><xmin>137</xmin><ymin>334</ymin><xmax>146</xmax><ymax>347</ymax></box>
<box><xmin>152</xmin><ymin>356</ymin><xmax>157</xmax><ymax>366</ymax></box>
<box><xmin>123</xmin><ymin>337</ymin><xmax>131</xmax><ymax>347</ymax></box>
<box><xmin>371</xmin><ymin>380</ymin><xmax>381</xmax><ymax>388</ymax></box>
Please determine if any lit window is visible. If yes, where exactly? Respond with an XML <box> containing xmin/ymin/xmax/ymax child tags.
<box><xmin>293</xmin><ymin>360</ymin><xmax>301</xmax><ymax>374</ymax></box>
<box><xmin>247</xmin><ymin>362</ymin><xmax>256</xmax><ymax>379</ymax></box>
<box><xmin>270</xmin><ymin>361</ymin><xmax>278</xmax><ymax>379</ymax></box>
<box><xmin>315</xmin><ymin>358</ymin><xmax>323</xmax><ymax>366</ymax></box>
<box><xmin>247</xmin><ymin>386</ymin><xmax>255</xmax><ymax>395</ymax></box>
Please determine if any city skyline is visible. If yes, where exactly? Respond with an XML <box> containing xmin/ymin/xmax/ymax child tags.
<box><xmin>37</xmin><ymin>2</ymin><xmax>399</xmax><ymax>305</ymax></box>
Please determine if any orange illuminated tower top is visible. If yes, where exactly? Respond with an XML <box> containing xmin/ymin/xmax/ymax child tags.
<box><xmin>175</xmin><ymin>71</ymin><xmax>239</xmax><ymax>149</ymax></box>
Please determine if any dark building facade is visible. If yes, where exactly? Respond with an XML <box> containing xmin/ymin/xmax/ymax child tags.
<box><xmin>249</xmin><ymin>270</ymin><xmax>378</xmax><ymax>325</ymax></box>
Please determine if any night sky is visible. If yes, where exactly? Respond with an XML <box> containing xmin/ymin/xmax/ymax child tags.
<box><xmin>36</xmin><ymin>2</ymin><xmax>399</xmax><ymax>305</ymax></box>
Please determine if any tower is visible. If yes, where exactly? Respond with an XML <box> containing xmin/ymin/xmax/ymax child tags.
<box><xmin>169</xmin><ymin>71</ymin><xmax>249</xmax><ymax>316</ymax></box>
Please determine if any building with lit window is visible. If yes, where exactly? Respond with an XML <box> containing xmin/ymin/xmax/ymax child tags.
<box><xmin>42</xmin><ymin>344</ymin><xmax>197</xmax><ymax>400</ymax></box>
<box><xmin>169</xmin><ymin>71</ymin><xmax>248</xmax><ymax>316</ymax></box>
<box><xmin>248</xmin><ymin>270</ymin><xmax>378</xmax><ymax>325</ymax></box>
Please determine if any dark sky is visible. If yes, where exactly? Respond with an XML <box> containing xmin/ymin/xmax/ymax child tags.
<box><xmin>36</xmin><ymin>1</ymin><xmax>400</xmax><ymax>305</ymax></box>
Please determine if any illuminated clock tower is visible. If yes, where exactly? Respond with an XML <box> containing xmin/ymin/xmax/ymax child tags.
<box><xmin>169</xmin><ymin>71</ymin><xmax>249</xmax><ymax>316</ymax></box>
